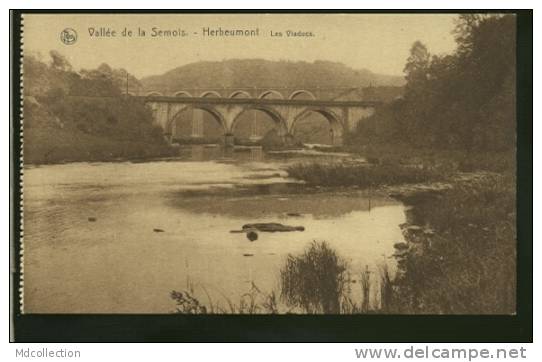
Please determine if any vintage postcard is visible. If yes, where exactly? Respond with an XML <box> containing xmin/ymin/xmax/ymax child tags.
<box><xmin>16</xmin><ymin>12</ymin><xmax>520</xmax><ymax>318</ymax></box>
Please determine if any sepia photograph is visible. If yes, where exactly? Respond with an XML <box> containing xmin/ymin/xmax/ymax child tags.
<box><xmin>11</xmin><ymin>10</ymin><xmax>532</xmax><ymax>342</ymax></box>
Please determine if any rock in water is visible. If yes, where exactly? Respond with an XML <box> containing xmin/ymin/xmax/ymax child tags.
<box><xmin>247</xmin><ymin>231</ymin><xmax>258</xmax><ymax>241</ymax></box>
<box><xmin>153</xmin><ymin>228</ymin><xmax>165</xmax><ymax>233</ymax></box>
<box><xmin>242</xmin><ymin>223</ymin><xmax>304</xmax><ymax>232</ymax></box>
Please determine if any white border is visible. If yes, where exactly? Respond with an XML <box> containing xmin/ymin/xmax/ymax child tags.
<box><xmin>3</xmin><ymin>1</ymin><xmax>538</xmax><ymax>359</ymax></box>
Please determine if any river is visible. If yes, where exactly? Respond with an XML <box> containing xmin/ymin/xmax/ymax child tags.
<box><xmin>23</xmin><ymin>146</ymin><xmax>406</xmax><ymax>313</ymax></box>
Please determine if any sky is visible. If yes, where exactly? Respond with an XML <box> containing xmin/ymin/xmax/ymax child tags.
<box><xmin>22</xmin><ymin>14</ymin><xmax>459</xmax><ymax>78</ymax></box>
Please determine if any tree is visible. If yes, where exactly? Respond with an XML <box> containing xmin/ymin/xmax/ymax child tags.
<box><xmin>403</xmin><ymin>41</ymin><xmax>430</xmax><ymax>98</ymax></box>
<box><xmin>49</xmin><ymin>50</ymin><xmax>72</xmax><ymax>72</ymax></box>
<box><xmin>349</xmin><ymin>14</ymin><xmax>516</xmax><ymax>153</ymax></box>
<box><xmin>24</xmin><ymin>52</ymin><xmax>166</xmax><ymax>144</ymax></box>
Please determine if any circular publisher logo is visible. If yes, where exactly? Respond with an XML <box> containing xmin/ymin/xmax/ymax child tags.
<box><xmin>60</xmin><ymin>28</ymin><xmax>77</xmax><ymax>45</ymax></box>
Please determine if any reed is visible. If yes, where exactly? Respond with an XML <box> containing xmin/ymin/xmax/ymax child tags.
<box><xmin>279</xmin><ymin>241</ymin><xmax>348</xmax><ymax>314</ymax></box>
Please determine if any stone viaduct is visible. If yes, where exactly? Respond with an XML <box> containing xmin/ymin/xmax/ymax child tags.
<box><xmin>139</xmin><ymin>88</ymin><xmax>379</xmax><ymax>146</ymax></box>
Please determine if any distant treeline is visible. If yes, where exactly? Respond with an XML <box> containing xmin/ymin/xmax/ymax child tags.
<box><xmin>349</xmin><ymin>14</ymin><xmax>516</xmax><ymax>153</ymax></box>
<box><xmin>23</xmin><ymin>52</ymin><xmax>172</xmax><ymax>164</ymax></box>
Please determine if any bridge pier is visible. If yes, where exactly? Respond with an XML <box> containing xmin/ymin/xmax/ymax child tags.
<box><xmin>332</xmin><ymin>133</ymin><xmax>344</xmax><ymax>147</ymax></box>
<box><xmin>191</xmin><ymin>109</ymin><xmax>204</xmax><ymax>138</ymax></box>
<box><xmin>282</xmin><ymin>133</ymin><xmax>299</xmax><ymax>147</ymax></box>
<box><xmin>224</xmin><ymin>133</ymin><xmax>235</xmax><ymax>147</ymax></box>
<box><xmin>249</xmin><ymin>113</ymin><xmax>260</xmax><ymax>141</ymax></box>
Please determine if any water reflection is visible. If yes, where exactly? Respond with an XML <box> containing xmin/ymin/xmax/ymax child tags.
<box><xmin>179</xmin><ymin>145</ymin><xmax>266</xmax><ymax>162</ymax></box>
<box><xmin>176</xmin><ymin>144</ymin><xmax>359</xmax><ymax>164</ymax></box>
<box><xmin>169</xmin><ymin>189</ymin><xmax>397</xmax><ymax>219</ymax></box>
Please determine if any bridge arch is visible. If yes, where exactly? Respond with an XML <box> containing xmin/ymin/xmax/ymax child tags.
<box><xmin>289</xmin><ymin>89</ymin><xmax>316</xmax><ymax>100</ymax></box>
<box><xmin>173</xmin><ymin>91</ymin><xmax>193</xmax><ymax>97</ymax></box>
<box><xmin>199</xmin><ymin>90</ymin><xmax>222</xmax><ymax>98</ymax></box>
<box><xmin>229</xmin><ymin>90</ymin><xmax>252</xmax><ymax>98</ymax></box>
<box><xmin>230</xmin><ymin>105</ymin><xmax>288</xmax><ymax>135</ymax></box>
<box><xmin>258</xmin><ymin>90</ymin><xmax>284</xmax><ymax>99</ymax></box>
<box><xmin>292</xmin><ymin>107</ymin><xmax>343</xmax><ymax>130</ymax></box>
<box><xmin>167</xmin><ymin>104</ymin><xmax>227</xmax><ymax>137</ymax></box>
<box><xmin>146</xmin><ymin>91</ymin><xmax>163</xmax><ymax>97</ymax></box>
<box><xmin>290</xmin><ymin>107</ymin><xmax>345</xmax><ymax>145</ymax></box>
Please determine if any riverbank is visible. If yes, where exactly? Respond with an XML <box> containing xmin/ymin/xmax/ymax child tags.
<box><xmin>23</xmin><ymin>126</ymin><xmax>177</xmax><ymax>165</ymax></box>
<box><xmin>389</xmin><ymin>173</ymin><xmax>516</xmax><ymax>314</ymax></box>
<box><xmin>345</xmin><ymin>143</ymin><xmax>516</xmax><ymax>174</ymax></box>
<box><xmin>283</xmin><ymin>149</ymin><xmax>516</xmax><ymax>314</ymax></box>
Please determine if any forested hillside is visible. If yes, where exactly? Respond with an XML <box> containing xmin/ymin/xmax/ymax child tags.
<box><xmin>23</xmin><ymin>52</ymin><xmax>172</xmax><ymax>164</ymax></box>
<box><xmin>141</xmin><ymin>59</ymin><xmax>405</xmax><ymax>90</ymax></box>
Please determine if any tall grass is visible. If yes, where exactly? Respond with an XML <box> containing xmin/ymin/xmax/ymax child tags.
<box><xmin>343</xmin><ymin>141</ymin><xmax>516</xmax><ymax>174</ymax></box>
<box><xmin>379</xmin><ymin>264</ymin><xmax>394</xmax><ymax>313</ymax></box>
<box><xmin>286</xmin><ymin>162</ymin><xmax>445</xmax><ymax>188</ymax></box>
<box><xmin>360</xmin><ymin>266</ymin><xmax>371</xmax><ymax>313</ymax></box>
<box><xmin>280</xmin><ymin>241</ymin><xmax>348</xmax><ymax>314</ymax></box>
<box><xmin>171</xmin><ymin>282</ymin><xmax>280</xmax><ymax>314</ymax></box>
<box><xmin>171</xmin><ymin>241</ymin><xmax>391</xmax><ymax>314</ymax></box>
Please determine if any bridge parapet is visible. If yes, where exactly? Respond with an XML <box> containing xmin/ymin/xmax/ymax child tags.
<box><xmin>141</xmin><ymin>95</ymin><xmax>380</xmax><ymax>108</ymax></box>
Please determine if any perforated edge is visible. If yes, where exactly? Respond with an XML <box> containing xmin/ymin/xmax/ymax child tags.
<box><xmin>19</xmin><ymin>13</ymin><xmax>25</xmax><ymax>314</ymax></box>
